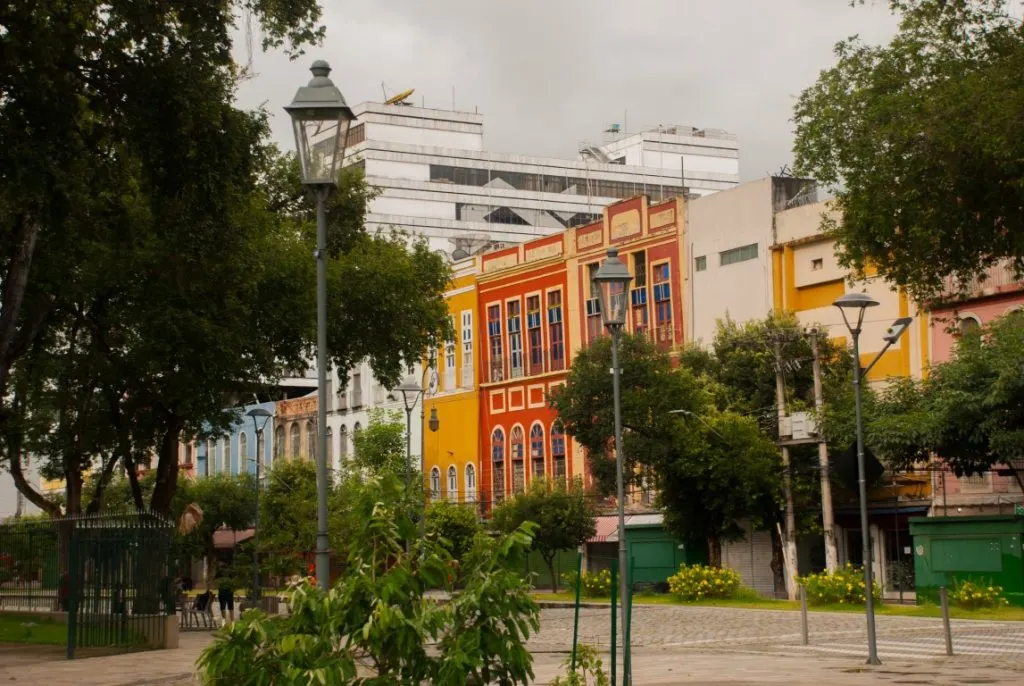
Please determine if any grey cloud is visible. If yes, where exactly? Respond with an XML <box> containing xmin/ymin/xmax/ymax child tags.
<box><xmin>236</xmin><ymin>0</ymin><xmax>897</xmax><ymax>180</ymax></box>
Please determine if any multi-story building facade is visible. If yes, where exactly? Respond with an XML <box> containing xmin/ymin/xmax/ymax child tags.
<box><xmin>422</xmin><ymin>259</ymin><xmax>482</xmax><ymax>505</ymax></box>
<box><xmin>180</xmin><ymin>400</ymin><xmax>277</xmax><ymax>478</ymax></box>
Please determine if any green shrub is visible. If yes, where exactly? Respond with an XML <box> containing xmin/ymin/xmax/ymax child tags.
<box><xmin>950</xmin><ymin>579</ymin><xmax>1009</xmax><ymax>610</ymax></box>
<box><xmin>667</xmin><ymin>564</ymin><xmax>742</xmax><ymax>601</ymax></box>
<box><xmin>561</xmin><ymin>569</ymin><xmax>613</xmax><ymax>598</ymax></box>
<box><xmin>799</xmin><ymin>563</ymin><xmax>882</xmax><ymax>606</ymax></box>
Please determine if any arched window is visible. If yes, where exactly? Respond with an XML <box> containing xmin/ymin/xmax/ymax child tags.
<box><xmin>510</xmin><ymin>426</ymin><xmax>525</xmax><ymax>493</ymax></box>
<box><xmin>551</xmin><ymin>422</ymin><xmax>567</xmax><ymax>484</ymax></box>
<box><xmin>958</xmin><ymin>315</ymin><xmax>981</xmax><ymax>336</ymax></box>
<box><xmin>430</xmin><ymin>467</ymin><xmax>441</xmax><ymax>500</ymax></box>
<box><xmin>275</xmin><ymin>426</ymin><xmax>284</xmax><ymax>459</ymax></box>
<box><xmin>290</xmin><ymin>423</ymin><xmax>300</xmax><ymax>458</ymax></box>
<box><xmin>353</xmin><ymin>422</ymin><xmax>362</xmax><ymax>453</ymax></box>
<box><xmin>239</xmin><ymin>433</ymin><xmax>248</xmax><ymax>474</ymax></box>
<box><xmin>529</xmin><ymin>424</ymin><xmax>545</xmax><ymax>481</ymax></box>
<box><xmin>339</xmin><ymin>426</ymin><xmax>348</xmax><ymax>460</ymax></box>
<box><xmin>184</xmin><ymin>444</ymin><xmax>192</xmax><ymax>467</ymax></box>
<box><xmin>491</xmin><ymin>428</ymin><xmax>505</xmax><ymax>503</ymax></box>
<box><xmin>306</xmin><ymin>419</ymin><xmax>316</xmax><ymax>459</ymax></box>
<box><xmin>222</xmin><ymin>436</ymin><xmax>231</xmax><ymax>474</ymax></box>
<box><xmin>465</xmin><ymin>463</ymin><xmax>477</xmax><ymax>502</ymax></box>
<box><xmin>447</xmin><ymin>465</ymin><xmax>458</xmax><ymax>501</ymax></box>
<box><xmin>325</xmin><ymin>427</ymin><xmax>333</xmax><ymax>467</ymax></box>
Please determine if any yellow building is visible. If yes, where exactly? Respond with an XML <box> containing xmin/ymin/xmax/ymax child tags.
<box><xmin>771</xmin><ymin>200</ymin><xmax>930</xmax><ymax>382</ymax></box>
<box><xmin>423</xmin><ymin>257</ymin><xmax>482</xmax><ymax>508</ymax></box>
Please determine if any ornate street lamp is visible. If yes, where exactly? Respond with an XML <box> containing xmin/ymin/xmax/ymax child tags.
<box><xmin>246</xmin><ymin>407</ymin><xmax>272</xmax><ymax>604</ymax></box>
<box><xmin>286</xmin><ymin>60</ymin><xmax>356</xmax><ymax>591</ymax></box>
<box><xmin>592</xmin><ymin>247</ymin><xmax>633</xmax><ymax>685</ymax></box>
<box><xmin>834</xmin><ymin>291</ymin><xmax>913</xmax><ymax>666</ymax></box>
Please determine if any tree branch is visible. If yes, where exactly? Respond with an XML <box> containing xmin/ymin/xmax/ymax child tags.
<box><xmin>0</xmin><ymin>215</ymin><xmax>39</xmax><ymax>390</ymax></box>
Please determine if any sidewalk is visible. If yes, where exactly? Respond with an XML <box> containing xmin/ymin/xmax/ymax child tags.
<box><xmin>1</xmin><ymin>636</ymin><xmax>1022</xmax><ymax>686</ymax></box>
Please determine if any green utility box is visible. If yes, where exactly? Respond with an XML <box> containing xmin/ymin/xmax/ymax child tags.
<box><xmin>909</xmin><ymin>514</ymin><xmax>1024</xmax><ymax>607</ymax></box>
<box><xmin>627</xmin><ymin>524</ymin><xmax>707</xmax><ymax>586</ymax></box>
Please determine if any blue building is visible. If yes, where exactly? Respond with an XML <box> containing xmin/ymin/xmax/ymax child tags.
<box><xmin>192</xmin><ymin>401</ymin><xmax>277</xmax><ymax>478</ymax></box>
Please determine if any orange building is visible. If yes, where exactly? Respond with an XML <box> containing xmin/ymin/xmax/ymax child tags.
<box><xmin>477</xmin><ymin>195</ymin><xmax>688</xmax><ymax>508</ymax></box>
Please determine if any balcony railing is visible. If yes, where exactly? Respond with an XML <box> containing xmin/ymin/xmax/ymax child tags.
<box><xmin>939</xmin><ymin>260</ymin><xmax>1024</xmax><ymax>304</ymax></box>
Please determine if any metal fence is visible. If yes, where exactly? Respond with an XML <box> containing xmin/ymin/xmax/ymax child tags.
<box><xmin>0</xmin><ymin>513</ymin><xmax>175</xmax><ymax>659</ymax></box>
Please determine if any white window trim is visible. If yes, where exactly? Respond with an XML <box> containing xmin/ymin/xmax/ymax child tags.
<box><xmin>447</xmin><ymin>464</ymin><xmax>458</xmax><ymax>502</ymax></box>
<box><xmin>461</xmin><ymin>309</ymin><xmax>473</xmax><ymax>388</ymax></box>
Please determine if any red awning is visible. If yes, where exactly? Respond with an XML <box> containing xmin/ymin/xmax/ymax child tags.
<box><xmin>212</xmin><ymin>527</ymin><xmax>255</xmax><ymax>549</ymax></box>
<box><xmin>589</xmin><ymin>516</ymin><xmax>619</xmax><ymax>543</ymax></box>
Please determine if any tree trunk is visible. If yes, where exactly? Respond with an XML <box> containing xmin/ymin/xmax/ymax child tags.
<box><xmin>0</xmin><ymin>215</ymin><xmax>39</xmax><ymax>391</ymax></box>
<box><xmin>85</xmin><ymin>454</ymin><xmax>120</xmax><ymax>514</ymax></box>
<box><xmin>150</xmin><ymin>418</ymin><xmax>183</xmax><ymax>516</ymax></box>
<box><xmin>7</xmin><ymin>437</ymin><xmax>62</xmax><ymax>517</ymax></box>
<box><xmin>125</xmin><ymin>454</ymin><xmax>145</xmax><ymax>512</ymax></box>
<box><xmin>108</xmin><ymin>388</ymin><xmax>145</xmax><ymax>512</ymax></box>
<box><xmin>707</xmin><ymin>536</ymin><xmax>722</xmax><ymax>568</ymax></box>
<box><xmin>543</xmin><ymin>553</ymin><xmax>559</xmax><ymax>593</ymax></box>
<box><xmin>769</xmin><ymin>526</ymin><xmax>785</xmax><ymax>597</ymax></box>
<box><xmin>65</xmin><ymin>462</ymin><xmax>84</xmax><ymax>517</ymax></box>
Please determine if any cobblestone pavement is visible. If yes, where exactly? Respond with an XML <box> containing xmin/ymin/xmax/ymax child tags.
<box><xmin>1</xmin><ymin>606</ymin><xmax>1022</xmax><ymax>684</ymax></box>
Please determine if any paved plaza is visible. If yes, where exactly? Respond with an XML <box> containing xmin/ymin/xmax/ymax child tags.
<box><xmin>0</xmin><ymin>605</ymin><xmax>1021</xmax><ymax>684</ymax></box>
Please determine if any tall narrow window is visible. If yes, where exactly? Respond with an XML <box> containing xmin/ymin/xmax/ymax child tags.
<box><xmin>526</xmin><ymin>295</ymin><xmax>543</xmax><ymax>375</ymax></box>
<box><xmin>552</xmin><ymin>422</ymin><xmax>567</xmax><ymax>484</ymax></box>
<box><xmin>491</xmin><ymin>428</ymin><xmax>506</xmax><ymax>504</ymax></box>
<box><xmin>653</xmin><ymin>263</ymin><xmax>673</xmax><ymax>345</ymax></box>
<box><xmin>444</xmin><ymin>315</ymin><xmax>456</xmax><ymax>390</ymax></box>
<box><xmin>430</xmin><ymin>467</ymin><xmax>441</xmax><ymax>500</ymax></box>
<box><xmin>507</xmin><ymin>300</ymin><xmax>523</xmax><ymax>378</ymax></box>
<box><xmin>274</xmin><ymin>426</ymin><xmax>284</xmax><ymax>459</ymax></box>
<box><xmin>325</xmin><ymin>427</ymin><xmax>333</xmax><ymax>467</ymax></box>
<box><xmin>447</xmin><ymin>465</ymin><xmax>458</xmax><ymax>501</ymax></box>
<box><xmin>306</xmin><ymin>419</ymin><xmax>315</xmax><ymax>459</ymax></box>
<box><xmin>632</xmin><ymin>251</ymin><xmax>649</xmax><ymax>337</ymax></box>
<box><xmin>339</xmin><ymin>426</ymin><xmax>348</xmax><ymax>460</ymax></box>
<box><xmin>487</xmin><ymin>304</ymin><xmax>504</xmax><ymax>382</ymax></box>
<box><xmin>207</xmin><ymin>440</ymin><xmax>215</xmax><ymax>476</ymax></box>
<box><xmin>548</xmin><ymin>290</ymin><xmax>564</xmax><ymax>371</ymax></box>
<box><xmin>238</xmin><ymin>434</ymin><xmax>247</xmax><ymax>475</ymax></box>
<box><xmin>223</xmin><ymin>436</ymin><xmax>231</xmax><ymax>474</ymax></box>
<box><xmin>511</xmin><ymin>426</ymin><xmax>525</xmax><ymax>493</ymax></box>
<box><xmin>184</xmin><ymin>444</ymin><xmax>192</xmax><ymax>467</ymax></box>
<box><xmin>586</xmin><ymin>262</ymin><xmax>603</xmax><ymax>342</ymax></box>
<box><xmin>352</xmin><ymin>370</ymin><xmax>363</xmax><ymax>407</ymax></box>
<box><xmin>465</xmin><ymin>463</ymin><xmax>477</xmax><ymax>502</ymax></box>
<box><xmin>461</xmin><ymin>310</ymin><xmax>473</xmax><ymax>388</ymax></box>
<box><xmin>530</xmin><ymin>424</ymin><xmax>545</xmax><ymax>481</ymax></box>
<box><xmin>289</xmin><ymin>423</ymin><xmax>300</xmax><ymax>459</ymax></box>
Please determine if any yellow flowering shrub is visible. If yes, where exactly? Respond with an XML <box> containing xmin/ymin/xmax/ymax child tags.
<box><xmin>950</xmin><ymin>579</ymin><xmax>1009</xmax><ymax>610</ymax></box>
<box><xmin>667</xmin><ymin>564</ymin><xmax>742</xmax><ymax>601</ymax></box>
<box><xmin>799</xmin><ymin>563</ymin><xmax>881</xmax><ymax>606</ymax></box>
<box><xmin>562</xmin><ymin>569</ymin><xmax>613</xmax><ymax>598</ymax></box>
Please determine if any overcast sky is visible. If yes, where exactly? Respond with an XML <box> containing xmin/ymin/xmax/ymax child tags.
<box><xmin>235</xmin><ymin>0</ymin><xmax>899</xmax><ymax>181</ymax></box>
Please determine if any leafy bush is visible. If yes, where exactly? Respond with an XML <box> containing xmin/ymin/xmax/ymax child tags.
<box><xmin>799</xmin><ymin>563</ymin><xmax>882</xmax><ymax>606</ymax></box>
<box><xmin>549</xmin><ymin>644</ymin><xmax>609</xmax><ymax>686</ymax></box>
<box><xmin>950</xmin><ymin>579</ymin><xmax>1009</xmax><ymax>610</ymax></box>
<box><xmin>667</xmin><ymin>564</ymin><xmax>742</xmax><ymax>601</ymax></box>
<box><xmin>197</xmin><ymin>474</ymin><xmax>540</xmax><ymax>685</ymax></box>
<box><xmin>425</xmin><ymin>500</ymin><xmax>481</xmax><ymax>562</ymax></box>
<box><xmin>561</xmin><ymin>569</ymin><xmax>613</xmax><ymax>598</ymax></box>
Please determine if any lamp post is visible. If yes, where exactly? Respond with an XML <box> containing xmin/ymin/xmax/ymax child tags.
<box><xmin>423</xmin><ymin>407</ymin><xmax>439</xmax><ymax>543</ymax></box>
<box><xmin>395</xmin><ymin>381</ymin><xmax>425</xmax><ymax>551</ymax></box>
<box><xmin>246</xmin><ymin>407</ymin><xmax>272</xmax><ymax>604</ymax></box>
<box><xmin>593</xmin><ymin>247</ymin><xmax>633</xmax><ymax>686</ymax></box>
<box><xmin>833</xmin><ymin>292</ymin><xmax>913</xmax><ymax>666</ymax></box>
<box><xmin>286</xmin><ymin>61</ymin><xmax>356</xmax><ymax>591</ymax></box>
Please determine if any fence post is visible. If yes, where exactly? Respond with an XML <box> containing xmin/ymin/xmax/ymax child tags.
<box><xmin>625</xmin><ymin>556</ymin><xmax>633</xmax><ymax>686</ymax></box>
<box><xmin>799</xmin><ymin>584</ymin><xmax>809</xmax><ymax>646</ymax></box>
<box><xmin>939</xmin><ymin>586</ymin><xmax>953</xmax><ymax>656</ymax></box>
<box><xmin>610</xmin><ymin>563</ymin><xmax>617</xmax><ymax>686</ymax></box>
<box><xmin>66</xmin><ymin>523</ymin><xmax>78</xmax><ymax>660</ymax></box>
<box><xmin>570</xmin><ymin>551</ymin><xmax>582</xmax><ymax>671</ymax></box>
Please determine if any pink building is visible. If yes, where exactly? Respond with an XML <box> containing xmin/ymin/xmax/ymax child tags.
<box><xmin>929</xmin><ymin>263</ymin><xmax>1024</xmax><ymax>514</ymax></box>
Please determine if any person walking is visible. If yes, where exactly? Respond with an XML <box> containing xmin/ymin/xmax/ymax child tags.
<box><xmin>215</xmin><ymin>564</ymin><xmax>235</xmax><ymax>625</ymax></box>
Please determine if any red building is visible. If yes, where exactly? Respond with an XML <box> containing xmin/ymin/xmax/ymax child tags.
<box><xmin>477</xmin><ymin>195</ymin><xmax>688</xmax><ymax>508</ymax></box>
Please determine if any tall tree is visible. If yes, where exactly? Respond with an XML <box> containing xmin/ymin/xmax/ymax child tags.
<box><xmin>793</xmin><ymin>0</ymin><xmax>1024</xmax><ymax>302</ymax></box>
<box><xmin>491</xmin><ymin>478</ymin><xmax>596</xmax><ymax>592</ymax></box>
<box><xmin>550</xmin><ymin>334</ymin><xmax>781</xmax><ymax>566</ymax></box>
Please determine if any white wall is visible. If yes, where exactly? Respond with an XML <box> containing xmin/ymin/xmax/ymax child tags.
<box><xmin>365</xmin><ymin>159</ymin><xmax>431</xmax><ymax>182</ymax></box>
<box><xmin>642</xmin><ymin>152</ymin><xmax>739</xmax><ymax>178</ymax></box>
<box><xmin>686</xmin><ymin>178</ymin><xmax>775</xmax><ymax>345</ymax></box>
<box><xmin>0</xmin><ymin>462</ymin><xmax>42</xmax><ymax>521</ymax></box>
<box><xmin>371</xmin><ymin>195</ymin><xmax>455</xmax><ymax>220</ymax></box>
<box><xmin>366</xmin><ymin>122</ymin><xmax>482</xmax><ymax>150</ymax></box>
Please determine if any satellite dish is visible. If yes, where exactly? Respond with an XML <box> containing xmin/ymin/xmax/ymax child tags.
<box><xmin>384</xmin><ymin>88</ymin><xmax>415</xmax><ymax>106</ymax></box>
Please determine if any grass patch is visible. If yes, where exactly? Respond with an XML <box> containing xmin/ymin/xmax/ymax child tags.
<box><xmin>0</xmin><ymin>612</ymin><xmax>67</xmax><ymax>645</ymax></box>
<box><xmin>531</xmin><ymin>592</ymin><xmax>1024</xmax><ymax>621</ymax></box>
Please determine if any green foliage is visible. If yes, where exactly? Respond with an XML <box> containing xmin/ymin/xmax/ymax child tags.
<box><xmin>951</xmin><ymin>579</ymin><xmax>1009</xmax><ymax>610</ymax></box>
<box><xmin>350</xmin><ymin>408</ymin><xmax>408</xmax><ymax>477</ymax></box>
<box><xmin>491</xmin><ymin>477</ymin><xmax>596</xmax><ymax>592</ymax></box>
<box><xmin>549</xmin><ymin>644</ymin><xmax>610</xmax><ymax>686</ymax></box>
<box><xmin>198</xmin><ymin>472</ymin><xmax>540</xmax><ymax>686</ymax></box>
<box><xmin>793</xmin><ymin>0</ymin><xmax>1024</xmax><ymax>302</ymax></box>
<box><xmin>667</xmin><ymin>564</ymin><xmax>743</xmax><ymax>602</ymax></box>
<box><xmin>561</xmin><ymin>569</ymin><xmax>613</xmax><ymax>599</ymax></box>
<box><xmin>799</xmin><ymin>564</ymin><xmax>882</xmax><ymax>606</ymax></box>
<box><xmin>425</xmin><ymin>500</ymin><xmax>481</xmax><ymax>563</ymax></box>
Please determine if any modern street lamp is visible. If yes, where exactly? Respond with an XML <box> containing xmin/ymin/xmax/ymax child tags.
<box><xmin>593</xmin><ymin>247</ymin><xmax>633</xmax><ymax>686</ymax></box>
<box><xmin>286</xmin><ymin>60</ymin><xmax>356</xmax><ymax>591</ymax></box>
<box><xmin>246</xmin><ymin>407</ymin><xmax>272</xmax><ymax>605</ymax></box>
<box><xmin>833</xmin><ymin>291</ymin><xmax>913</xmax><ymax>666</ymax></box>
<box><xmin>394</xmin><ymin>380</ymin><xmax>425</xmax><ymax>552</ymax></box>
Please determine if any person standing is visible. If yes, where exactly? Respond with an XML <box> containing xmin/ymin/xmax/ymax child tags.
<box><xmin>215</xmin><ymin>564</ymin><xmax>235</xmax><ymax>625</ymax></box>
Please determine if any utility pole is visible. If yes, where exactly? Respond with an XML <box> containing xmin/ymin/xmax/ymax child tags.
<box><xmin>773</xmin><ymin>338</ymin><xmax>799</xmax><ymax>601</ymax></box>
<box><xmin>810</xmin><ymin>331</ymin><xmax>839</xmax><ymax>572</ymax></box>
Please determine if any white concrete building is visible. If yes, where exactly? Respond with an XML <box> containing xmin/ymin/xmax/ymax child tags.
<box><xmin>325</xmin><ymin>102</ymin><xmax>741</xmax><ymax>470</ymax></box>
